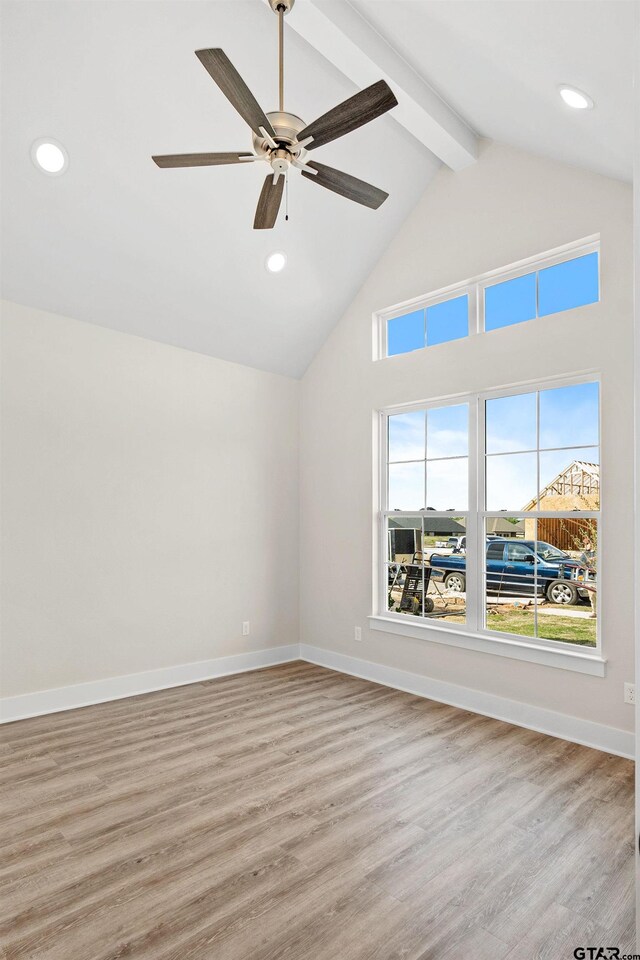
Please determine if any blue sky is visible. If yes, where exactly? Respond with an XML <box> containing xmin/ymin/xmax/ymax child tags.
<box><xmin>485</xmin><ymin>273</ymin><xmax>536</xmax><ymax>332</ymax></box>
<box><xmin>538</xmin><ymin>252</ymin><xmax>599</xmax><ymax>317</ymax></box>
<box><xmin>387</xmin><ymin>296</ymin><xmax>469</xmax><ymax>356</ymax></box>
<box><xmin>388</xmin><ymin>383</ymin><xmax>599</xmax><ymax>512</ymax></box>
<box><xmin>388</xmin><ymin>404</ymin><xmax>470</xmax><ymax>464</ymax></box>
<box><xmin>388</xmin><ymin>404</ymin><xmax>469</xmax><ymax>510</ymax></box>
<box><xmin>387</xmin><ymin>309</ymin><xmax>424</xmax><ymax>357</ymax></box>
<box><xmin>539</xmin><ymin>382</ymin><xmax>599</xmax><ymax>448</ymax></box>
<box><xmin>427</xmin><ymin>296</ymin><xmax>468</xmax><ymax>347</ymax></box>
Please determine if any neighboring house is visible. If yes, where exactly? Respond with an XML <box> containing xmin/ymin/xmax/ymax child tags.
<box><xmin>522</xmin><ymin>460</ymin><xmax>599</xmax><ymax>549</ymax></box>
<box><xmin>486</xmin><ymin>517</ymin><xmax>525</xmax><ymax>538</ymax></box>
<box><xmin>388</xmin><ymin>515</ymin><xmax>466</xmax><ymax>537</ymax></box>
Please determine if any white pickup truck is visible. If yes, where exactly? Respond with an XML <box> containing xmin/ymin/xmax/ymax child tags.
<box><xmin>446</xmin><ymin>536</ymin><xmax>466</xmax><ymax>553</ymax></box>
<box><xmin>446</xmin><ymin>534</ymin><xmax>502</xmax><ymax>553</ymax></box>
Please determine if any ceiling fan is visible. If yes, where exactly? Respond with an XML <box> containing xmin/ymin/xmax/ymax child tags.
<box><xmin>152</xmin><ymin>0</ymin><xmax>398</xmax><ymax>229</ymax></box>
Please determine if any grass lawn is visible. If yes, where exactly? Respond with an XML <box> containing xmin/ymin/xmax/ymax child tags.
<box><xmin>389</xmin><ymin>577</ymin><xmax>596</xmax><ymax>647</ymax></box>
<box><xmin>486</xmin><ymin>609</ymin><xmax>596</xmax><ymax>646</ymax></box>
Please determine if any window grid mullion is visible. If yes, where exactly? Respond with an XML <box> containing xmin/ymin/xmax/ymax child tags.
<box><xmin>379</xmin><ymin>412</ymin><xmax>390</xmax><ymax>616</ymax></box>
<box><xmin>475</xmin><ymin>393</ymin><xmax>485</xmax><ymax>634</ymax></box>
<box><xmin>424</xmin><ymin>407</ymin><xmax>428</xmax><ymax>510</ymax></box>
<box><xmin>464</xmin><ymin>394</ymin><xmax>479</xmax><ymax>633</ymax></box>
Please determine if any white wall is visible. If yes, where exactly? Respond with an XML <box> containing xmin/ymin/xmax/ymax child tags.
<box><xmin>300</xmin><ymin>141</ymin><xmax>635</xmax><ymax>736</ymax></box>
<box><xmin>1</xmin><ymin>301</ymin><xmax>299</xmax><ymax>698</ymax></box>
<box><xmin>1</xmin><ymin>141</ymin><xmax>634</xmax><ymax>747</ymax></box>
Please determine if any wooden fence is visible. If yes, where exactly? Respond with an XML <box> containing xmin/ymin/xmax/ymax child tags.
<box><xmin>524</xmin><ymin>516</ymin><xmax>595</xmax><ymax>552</ymax></box>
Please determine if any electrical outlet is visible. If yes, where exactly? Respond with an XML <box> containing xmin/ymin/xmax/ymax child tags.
<box><xmin>242</xmin><ymin>621</ymin><xmax>250</xmax><ymax>636</ymax></box>
<box><xmin>354</xmin><ymin>626</ymin><xmax>362</xmax><ymax>642</ymax></box>
<box><xmin>624</xmin><ymin>683</ymin><xmax>635</xmax><ymax>705</ymax></box>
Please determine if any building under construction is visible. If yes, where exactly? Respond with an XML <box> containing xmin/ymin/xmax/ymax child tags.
<box><xmin>522</xmin><ymin>460</ymin><xmax>599</xmax><ymax>550</ymax></box>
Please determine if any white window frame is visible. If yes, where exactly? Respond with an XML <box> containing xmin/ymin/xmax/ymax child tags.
<box><xmin>375</xmin><ymin>235</ymin><xmax>600</xmax><ymax>361</ymax></box>
<box><xmin>372</xmin><ymin>372</ymin><xmax>605</xmax><ymax>677</ymax></box>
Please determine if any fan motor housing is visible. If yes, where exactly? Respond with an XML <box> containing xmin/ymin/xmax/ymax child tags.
<box><xmin>252</xmin><ymin>111</ymin><xmax>308</xmax><ymax>162</ymax></box>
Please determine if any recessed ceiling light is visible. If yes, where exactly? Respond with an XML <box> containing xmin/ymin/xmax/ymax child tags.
<box><xmin>266</xmin><ymin>251</ymin><xmax>287</xmax><ymax>273</ymax></box>
<box><xmin>558</xmin><ymin>85</ymin><xmax>594</xmax><ymax>110</ymax></box>
<box><xmin>31</xmin><ymin>138</ymin><xmax>69</xmax><ymax>175</ymax></box>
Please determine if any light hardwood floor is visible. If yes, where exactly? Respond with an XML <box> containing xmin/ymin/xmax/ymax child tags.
<box><xmin>0</xmin><ymin>661</ymin><xmax>635</xmax><ymax>959</ymax></box>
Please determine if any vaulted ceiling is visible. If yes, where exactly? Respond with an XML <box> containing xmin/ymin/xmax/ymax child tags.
<box><xmin>1</xmin><ymin>1</ymin><xmax>634</xmax><ymax>377</ymax></box>
<box><xmin>351</xmin><ymin>0</ymin><xmax>634</xmax><ymax>183</ymax></box>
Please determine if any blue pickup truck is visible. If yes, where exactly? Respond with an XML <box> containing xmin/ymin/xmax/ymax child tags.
<box><xmin>430</xmin><ymin>538</ymin><xmax>591</xmax><ymax>605</ymax></box>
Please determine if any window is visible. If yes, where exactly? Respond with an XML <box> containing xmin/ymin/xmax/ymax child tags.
<box><xmin>485</xmin><ymin>272</ymin><xmax>536</xmax><ymax>331</ymax></box>
<box><xmin>379</xmin><ymin>378</ymin><xmax>600</xmax><ymax>656</ymax></box>
<box><xmin>484</xmin><ymin>251</ymin><xmax>599</xmax><ymax>331</ymax></box>
<box><xmin>378</xmin><ymin>239</ymin><xmax>599</xmax><ymax>359</ymax></box>
<box><xmin>386</xmin><ymin>295</ymin><xmax>469</xmax><ymax>357</ymax></box>
<box><xmin>387</xmin><ymin>404</ymin><xmax>469</xmax><ymax>512</ymax></box>
<box><xmin>386</xmin><ymin>402</ymin><xmax>469</xmax><ymax>622</ymax></box>
<box><xmin>484</xmin><ymin>380</ymin><xmax>599</xmax><ymax>648</ymax></box>
<box><xmin>426</xmin><ymin>295</ymin><xmax>468</xmax><ymax>347</ymax></box>
<box><xmin>538</xmin><ymin>252</ymin><xmax>599</xmax><ymax>316</ymax></box>
<box><xmin>505</xmin><ymin>543</ymin><xmax>536</xmax><ymax>562</ymax></box>
<box><xmin>387</xmin><ymin>309</ymin><xmax>424</xmax><ymax>357</ymax></box>
<box><xmin>486</xmin><ymin>541</ymin><xmax>505</xmax><ymax>561</ymax></box>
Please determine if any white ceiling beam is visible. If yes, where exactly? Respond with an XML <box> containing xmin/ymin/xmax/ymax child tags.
<box><xmin>279</xmin><ymin>0</ymin><xmax>478</xmax><ymax>170</ymax></box>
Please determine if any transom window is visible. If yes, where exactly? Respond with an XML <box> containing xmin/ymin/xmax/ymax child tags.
<box><xmin>387</xmin><ymin>295</ymin><xmax>469</xmax><ymax>356</ymax></box>
<box><xmin>381</xmin><ymin>378</ymin><xmax>600</xmax><ymax>655</ymax></box>
<box><xmin>378</xmin><ymin>239</ymin><xmax>599</xmax><ymax>360</ymax></box>
<box><xmin>484</xmin><ymin>252</ymin><xmax>599</xmax><ymax>332</ymax></box>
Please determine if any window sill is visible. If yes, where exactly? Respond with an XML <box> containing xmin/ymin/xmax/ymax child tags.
<box><xmin>368</xmin><ymin>615</ymin><xmax>606</xmax><ymax>677</ymax></box>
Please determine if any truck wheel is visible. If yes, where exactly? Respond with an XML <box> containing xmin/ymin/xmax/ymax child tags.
<box><xmin>546</xmin><ymin>580</ymin><xmax>578</xmax><ymax>605</ymax></box>
<box><xmin>444</xmin><ymin>572</ymin><xmax>466</xmax><ymax>593</ymax></box>
<box><xmin>424</xmin><ymin>597</ymin><xmax>435</xmax><ymax>614</ymax></box>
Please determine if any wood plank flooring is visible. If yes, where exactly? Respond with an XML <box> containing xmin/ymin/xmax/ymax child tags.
<box><xmin>0</xmin><ymin>661</ymin><xmax>634</xmax><ymax>959</ymax></box>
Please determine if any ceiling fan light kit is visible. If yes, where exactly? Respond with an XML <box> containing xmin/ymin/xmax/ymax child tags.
<box><xmin>152</xmin><ymin>0</ymin><xmax>398</xmax><ymax>229</ymax></box>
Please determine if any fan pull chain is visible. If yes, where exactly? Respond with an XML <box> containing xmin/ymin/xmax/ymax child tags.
<box><xmin>285</xmin><ymin>171</ymin><xmax>289</xmax><ymax>221</ymax></box>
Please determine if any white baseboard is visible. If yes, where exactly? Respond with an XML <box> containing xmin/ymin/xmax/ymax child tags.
<box><xmin>299</xmin><ymin>644</ymin><xmax>634</xmax><ymax>760</ymax></box>
<box><xmin>0</xmin><ymin>645</ymin><xmax>300</xmax><ymax>724</ymax></box>
<box><xmin>2</xmin><ymin>641</ymin><xmax>633</xmax><ymax>760</ymax></box>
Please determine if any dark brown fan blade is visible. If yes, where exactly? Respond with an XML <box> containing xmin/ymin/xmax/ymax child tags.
<box><xmin>253</xmin><ymin>174</ymin><xmax>285</xmax><ymax>229</ymax></box>
<box><xmin>152</xmin><ymin>152</ymin><xmax>253</xmax><ymax>168</ymax></box>
<box><xmin>301</xmin><ymin>161</ymin><xmax>388</xmax><ymax>210</ymax></box>
<box><xmin>195</xmin><ymin>49</ymin><xmax>276</xmax><ymax>139</ymax></box>
<box><xmin>297</xmin><ymin>80</ymin><xmax>397</xmax><ymax>151</ymax></box>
